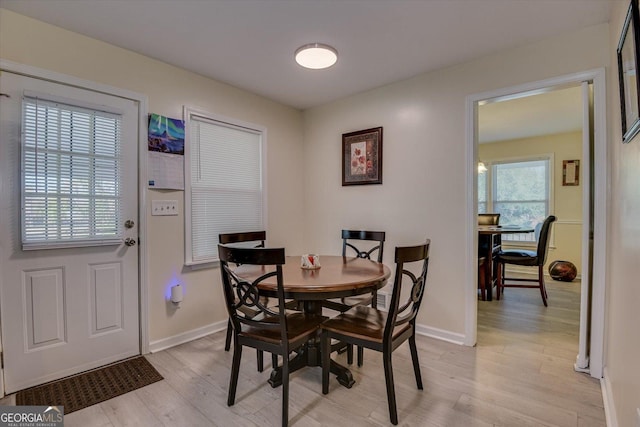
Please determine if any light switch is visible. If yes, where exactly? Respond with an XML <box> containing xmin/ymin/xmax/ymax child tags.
<box><xmin>152</xmin><ymin>200</ymin><xmax>178</xmax><ymax>216</ymax></box>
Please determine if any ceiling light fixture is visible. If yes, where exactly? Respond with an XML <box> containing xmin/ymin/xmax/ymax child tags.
<box><xmin>295</xmin><ymin>43</ymin><xmax>338</xmax><ymax>69</ymax></box>
<box><xmin>478</xmin><ymin>161</ymin><xmax>488</xmax><ymax>174</ymax></box>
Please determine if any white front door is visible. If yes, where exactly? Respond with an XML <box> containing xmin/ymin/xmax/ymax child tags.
<box><xmin>0</xmin><ymin>71</ymin><xmax>140</xmax><ymax>393</ymax></box>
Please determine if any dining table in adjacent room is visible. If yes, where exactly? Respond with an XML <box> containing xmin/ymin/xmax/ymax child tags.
<box><xmin>233</xmin><ymin>255</ymin><xmax>391</xmax><ymax>389</ymax></box>
<box><xmin>478</xmin><ymin>225</ymin><xmax>534</xmax><ymax>301</ymax></box>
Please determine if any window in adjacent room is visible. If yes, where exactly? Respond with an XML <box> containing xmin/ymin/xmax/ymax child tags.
<box><xmin>184</xmin><ymin>108</ymin><xmax>265</xmax><ymax>264</ymax></box>
<box><xmin>478</xmin><ymin>170</ymin><xmax>487</xmax><ymax>214</ymax></box>
<box><xmin>478</xmin><ymin>156</ymin><xmax>552</xmax><ymax>243</ymax></box>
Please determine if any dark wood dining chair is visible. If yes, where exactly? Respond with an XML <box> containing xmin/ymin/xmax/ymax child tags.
<box><xmin>219</xmin><ymin>245</ymin><xmax>325</xmax><ymax>427</ymax></box>
<box><xmin>478</xmin><ymin>213</ymin><xmax>501</xmax><ymax>300</ymax></box>
<box><xmin>219</xmin><ymin>231</ymin><xmax>268</xmax><ymax>371</ymax></box>
<box><xmin>321</xmin><ymin>240</ymin><xmax>430</xmax><ymax>425</ymax></box>
<box><xmin>495</xmin><ymin>215</ymin><xmax>557</xmax><ymax>306</ymax></box>
<box><xmin>219</xmin><ymin>231</ymin><xmax>266</xmax><ymax>248</ymax></box>
<box><xmin>478</xmin><ymin>213</ymin><xmax>501</xmax><ymax>226</ymax></box>
<box><xmin>322</xmin><ymin>229</ymin><xmax>386</xmax><ymax>366</ymax></box>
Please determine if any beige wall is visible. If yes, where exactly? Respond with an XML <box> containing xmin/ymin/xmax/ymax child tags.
<box><xmin>606</xmin><ymin>2</ymin><xmax>640</xmax><ymax>426</ymax></box>
<box><xmin>479</xmin><ymin>131</ymin><xmax>584</xmax><ymax>274</ymax></box>
<box><xmin>0</xmin><ymin>9</ymin><xmax>306</xmax><ymax>343</ymax></box>
<box><xmin>303</xmin><ymin>24</ymin><xmax>608</xmax><ymax>335</ymax></box>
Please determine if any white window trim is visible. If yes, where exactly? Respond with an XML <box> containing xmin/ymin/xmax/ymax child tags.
<box><xmin>480</xmin><ymin>153</ymin><xmax>554</xmax><ymax>246</ymax></box>
<box><xmin>183</xmin><ymin>106</ymin><xmax>268</xmax><ymax>266</ymax></box>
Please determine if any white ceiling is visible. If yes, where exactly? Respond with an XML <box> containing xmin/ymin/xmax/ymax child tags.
<box><xmin>478</xmin><ymin>86</ymin><xmax>584</xmax><ymax>143</ymax></box>
<box><xmin>0</xmin><ymin>0</ymin><xmax>612</xmax><ymax>111</ymax></box>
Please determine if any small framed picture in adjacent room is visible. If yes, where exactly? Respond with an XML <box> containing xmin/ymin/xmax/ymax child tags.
<box><xmin>562</xmin><ymin>160</ymin><xmax>580</xmax><ymax>186</ymax></box>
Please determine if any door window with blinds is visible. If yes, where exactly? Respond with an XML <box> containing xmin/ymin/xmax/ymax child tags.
<box><xmin>21</xmin><ymin>94</ymin><xmax>123</xmax><ymax>249</ymax></box>
<box><xmin>185</xmin><ymin>108</ymin><xmax>265</xmax><ymax>264</ymax></box>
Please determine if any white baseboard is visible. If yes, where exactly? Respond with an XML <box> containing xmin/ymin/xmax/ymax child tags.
<box><xmin>506</xmin><ymin>265</ymin><xmax>582</xmax><ymax>281</ymax></box>
<box><xmin>148</xmin><ymin>320</ymin><xmax>227</xmax><ymax>353</ymax></box>
<box><xmin>415</xmin><ymin>323</ymin><xmax>465</xmax><ymax>346</ymax></box>
<box><xmin>147</xmin><ymin>319</ymin><xmax>466</xmax><ymax>355</ymax></box>
<box><xmin>601</xmin><ymin>368</ymin><xmax>618</xmax><ymax>427</ymax></box>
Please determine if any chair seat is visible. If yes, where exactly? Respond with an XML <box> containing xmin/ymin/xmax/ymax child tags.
<box><xmin>326</xmin><ymin>293</ymin><xmax>374</xmax><ymax>311</ymax></box>
<box><xmin>342</xmin><ymin>294</ymin><xmax>373</xmax><ymax>306</ymax></box>
<box><xmin>240</xmin><ymin>313</ymin><xmax>326</xmax><ymax>344</ymax></box>
<box><xmin>496</xmin><ymin>249</ymin><xmax>539</xmax><ymax>266</ymax></box>
<box><xmin>322</xmin><ymin>305</ymin><xmax>411</xmax><ymax>344</ymax></box>
<box><xmin>237</xmin><ymin>296</ymin><xmax>270</xmax><ymax>318</ymax></box>
<box><xmin>478</xmin><ymin>236</ymin><xmax>501</xmax><ymax>256</ymax></box>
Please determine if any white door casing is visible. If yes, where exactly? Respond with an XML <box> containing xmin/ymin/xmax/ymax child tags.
<box><xmin>465</xmin><ymin>68</ymin><xmax>607</xmax><ymax>379</ymax></box>
<box><xmin>575</xmin><ymin>81</ymin><xmax>593</xmax><ymax>372</ymax></box>
<box><xmin>0</xmin><ymin>71</ymin><xmax>140</xmax><ymax>393</ymax></box>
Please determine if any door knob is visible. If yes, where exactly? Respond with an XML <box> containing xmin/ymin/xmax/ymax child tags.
<box><xmin>124</xmin><ymin>238</ymin><xmax>136</xmax><ymax>247</ymax></box>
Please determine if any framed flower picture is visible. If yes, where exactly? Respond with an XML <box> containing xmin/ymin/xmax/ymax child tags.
<box><xmin>342</xmin><ymin>127</ymin><xmax>383</xmax><ymax>186</ymax></box>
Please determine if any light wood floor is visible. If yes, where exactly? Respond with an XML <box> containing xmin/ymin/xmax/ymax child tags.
<box><xmin>1</xmin><ymin>278</ymin><xmax>605</xmax><ymax>426</ymax></box>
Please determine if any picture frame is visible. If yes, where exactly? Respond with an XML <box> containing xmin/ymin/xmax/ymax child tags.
<box><xmin>617</xmin><ymin>0</ymin><xmax>640</xmax><ymax>143</ymax></box>
<box><xmin>342</xmin><ymin>127</ymin><xmax>383</xmax><ymax>186</ymax></box>
<box><xmin>562</xmin><ymin>160</ymin><xmax>580</xmax><ymax>186</ymax></box>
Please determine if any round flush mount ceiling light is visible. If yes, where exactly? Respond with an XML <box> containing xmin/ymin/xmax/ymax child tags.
<box><xmin>295</xmin><ymin>43</ymin><xmax>338</xmax><ymax>69</ymax></box>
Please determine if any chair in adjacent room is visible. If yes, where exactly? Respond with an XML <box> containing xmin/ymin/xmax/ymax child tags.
<box><xmin>219</xmin><ymin>245</ymin><xmax>325</xmax><ymax>427</ymax></box>
<box><xmin>322</xmin><ymin>229</ymin><xmax>386</xmax><ymax>366</ymax></box>
<box><xmin>495</xmin><ymin>215</ymin><xmax>557</xmax><ymax>306</ymax></box>
<box><xmin>477</xmin><ymin>213</ymin><xmax>501</xmax><ymax>300</ymax></box>
<box><xmin>219</xmin><ymin>231</ymin><xmax>269</xmax><ymax>370</ymax></box>
<box><xmin>321</xmin><ymin>240</ymin><xmax>430</xmax><ymax>425</ymax></box>
<box><xmin>478</xmin><ymin>213</ymin><xmax>501</xmax><ymax>226</ymax></box>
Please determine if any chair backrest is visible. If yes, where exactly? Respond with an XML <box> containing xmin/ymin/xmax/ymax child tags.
<box><xmin>219</xmin><ymin>231</ymin><xmax>266</xmax><ymax>248</ymax></box>
<box><xmin>478</xmin><ymin>213</ymin><xmax>500</xmax><ymax>226</ymax></box>
<box><xmin>385</xmin><ymin>240</ymin><xmax>431</xmax><ymax>339</ymax></box>
<box><xmin>218</xmin><ymin>245</ymin><xmax>288</xmax><ymax>343</ymax></box>
<box><xmin>478</xmin><ymin>213</ymin><xmax>501</xmax><ymax>248</ymax></box>
<box><xmin>534</xmin><ymin>215</ymin><xmax>557</xmax><ymax>265</ymax></box>
<box><xmin>342</xmin><ymin>230</ymin><xmax>386</xmax><ymax>263</ymax></box>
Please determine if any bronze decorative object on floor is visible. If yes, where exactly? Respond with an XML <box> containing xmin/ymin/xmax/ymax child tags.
<box><xmin>549</xmin><ymin>260</ymin><xmax>578</xmax><ymax>282</ymax></box>
<box><xmin>16</xmin><ymin>356</ymin><xmax>163</xmax><ymax>414</ymax></box>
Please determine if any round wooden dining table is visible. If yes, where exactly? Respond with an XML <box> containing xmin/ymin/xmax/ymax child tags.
<box><xmin>233</xmin><ymin>255</ymin><xmax>391</xmax><ymax>388</ymax></box>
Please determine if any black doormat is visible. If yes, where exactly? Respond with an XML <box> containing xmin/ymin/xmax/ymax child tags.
<box><xmin>15</xmin><ymin>356</ymin><xmax>163</xmax><ymax>414</ymax></box>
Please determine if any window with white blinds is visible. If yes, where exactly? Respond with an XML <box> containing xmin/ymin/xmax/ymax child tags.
<box><xmin>22</xmin><ymin>96</ymin><xmax>123</xmax><ymax>249</ymax></box>
<box><xmin>185</xmin><ymin>110</ymin><xmax>264</xmax><ymax>264</ymax></box>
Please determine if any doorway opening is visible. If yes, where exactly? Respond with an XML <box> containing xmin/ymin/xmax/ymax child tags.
<box><xmin>464</xmin><ymin>69</ymin><xmax>606</xmax><ymax>379</ymax></box>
